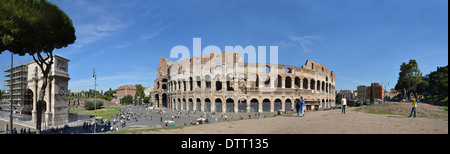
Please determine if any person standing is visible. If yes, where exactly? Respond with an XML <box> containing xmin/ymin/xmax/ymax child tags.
<box><xmin>295</xmin><ymin>99</ymin><xmax>301</xmax><ymax>117</ymax></box>
<box><xmin>341</xmin><ymin>95</ymin><xmax>347</xmax><ymax>114</ymax></box>
<box><xmin>300</xmin><ymin>97</ymin><xmax>305</xmax><ymax>117</ymax></box>
<box><xmin>409</xmin><ymin>94</ymin><xmax>418</xmax><ymax>118</ymax></box>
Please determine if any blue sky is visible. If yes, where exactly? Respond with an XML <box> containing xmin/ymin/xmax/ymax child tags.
<box><xmin>0</xmin><ymin>0</ymin><xmax>448</xmax><ymax>92</ymax></box>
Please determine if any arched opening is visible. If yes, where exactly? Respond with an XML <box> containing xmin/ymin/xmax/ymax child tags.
<box><xmin>182</xmin><ymin>98</ymin><xmax>186</xmax><ymax>110</ymax></box>
<box><xmin>205</xmin><ymin>75</ymin><xmax>211</xmax><ymax>88</ymax></box>
<box><xmin>317</xmin><ymin>80</ymin><xmax>320</xmax><ymax>91</ymax></box>
<box><xmin>310</xmin><ymin>79</ymin><xmax>315</xmax><ymax>90</ymax></box>
<box><xmin>274</xmin><ymin>99</ymin><xmax>282</xmax><ymax>111</ymax></box>
<box><xmin>216</xmin><ymin>76</ymin><xmax>222</xmax><ymax>91</ymax></box>
<box><xmin>238</xmin><ymin>98</ymin><xmax>247</xmax><ymax>113</ymax></box>
<box><xmin>276</xmin><ymin>75</ymin><xmax>282</xmax><ymax>88</ymax></box>
<box><xmin>263</xmin><ymin>65</ymin><xmax>270</xmax><ymax>72</ymax></box>
<box><xmin>285</xmin><ymin>76</ymin><xmax>292</xmax><ymax>88</ymax></box>
<box><xmin>189</xmin><ymin>77</ymin><xmax>193</xmax><ymax>91</ymax></box>
<box><xmin>204</xmin><ymin>98</ymin><xmax>211</xmax><ymax>112</ymax></box>
<box><xmin>186</xmin><ymin>98</ymin><xmax>194</xmax><ymax>111</ymax></box>
<box><xmin>264</xmin><ymin>75</ymin><xmax>270</xmax><ymax>87</ymax></box>
<box><xmin>285</xmin><ymin>68</ymin><xmax>292</xmax><ymax>73</ymax></box>
<box><xmin>285</xmin><ymin>99</ymin><xmax>292</xmax><ymax>111</ymax></box>
<box><xmin>322</xmin><ymin>99</ymin><xmax>325</xmax><ymax>110</ymax></box>
<box><xmin>322</xmin><ymin>81</ymin><xmax>325</xmax><ymax>91</ymax></box>
<box><xmin>196</xmin><ymin>98</ymin><xmax>201</xmax><ymax>111</ymax></box>
<box><xmin>226</xmin><ymin>98</ymin><xmax>234</xmax><ymax>113</ymax></box>
<box><xmin>162</xmin><ymin>94</ymin><xmax>168</xmax><ymax>107</ymax></box>
<box><xmin>196</xmin><ymin>76</ymin><xmax>201</xmax><ymax>88</ymax></box>
<box><xmin>303</xmin><ymin>78</ymin><xmax>308</xmax><ymax>89</ymax></box>
<box><xmin>250</xmin><ymin>99</ymin><xmax>259</xmax><ymax>112</ymax></box>
<box><xmin>262</xmin><ymin>99</ymin><xmax>271</xmax><ymax>112</ymax></box>
<box><xmin>177</xmin><ymin>98</ymin><xmax>181</xmax><ymax>110</ymax></box>
<box><xmin>253</xmin><ymin>74</ymin><xmax>259</xmax><ymax>87</ymax></box>
<box><xmin>155</xmin><ymin>94</ymin><xmax>159</xmax><ymax>107</ymax></box>
<box><xmin>215</xmin><ymin>98</ymin><xmax>222</xmax><ymax>113</ymax></box>
<box><xmin>226</xmin><ymin>74</ymin><xmax>234</xmax><ymax>91</ymax></box>
<box><xmin>295</xmin><ymin>77</ymin><xmax>301</xmax><ymax>88</ymax></box>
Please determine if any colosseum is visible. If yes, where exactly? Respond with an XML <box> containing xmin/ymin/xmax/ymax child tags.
<box><xmin>152</xmin><ymin>51</ymin><xmax>336</xmax><ymax>113</ymax></box>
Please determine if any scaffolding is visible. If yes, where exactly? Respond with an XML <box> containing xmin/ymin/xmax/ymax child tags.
<box><xmin>2</xmin><ymin>59</ymin><xmax>33</xmax><ymax>114</ymax></box>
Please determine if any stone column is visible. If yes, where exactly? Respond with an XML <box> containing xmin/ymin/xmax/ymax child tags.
<box><xmin>200</xmin><ymin>99</ymin><xmax>205</xmax><ymax>112</ymax></box>
<box><xmin>234</xmin><ymin>99</ymin><xmax>239</xmax><ymax>113</ymax></box>
<box><xmin>31</xmin><ymin>80</ymin><xmax>38</xmax><ymax>123</ymax></box>
<box><xmin>270</xmin><ymin>99</ymin><xmax>274</xmax><ymax>112</ymax></box>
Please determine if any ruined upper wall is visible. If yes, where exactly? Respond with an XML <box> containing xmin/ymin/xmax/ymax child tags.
<box><xmin>158</xmin><ymin>51</ymin><xmax>335</xmax><ymax>83</ymax></box>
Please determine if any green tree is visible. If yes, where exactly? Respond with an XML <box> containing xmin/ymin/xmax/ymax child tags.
<box><xmin>120</xmin><ymin>95</ymin><xmax>133</xmax><ymax>105</ymax></box>
<box><xmin>415</xmin><ymin>80</ymin><xmax>429</xmax><ymax>94</ymax></box>
<box><xmin>425</xmin><ymin>65</ymin><xmax>448</xmax><ymax>97</ymax></box>
<box><xmin>335</xmin><ymin>93</ymin><xmax>343</xmax><ymax>105</ymax></box>
<box><xmin>395</xmin><ymin>59</ymin><xmax>422</xmax><ymax>95</ymax></box>
<box><xmin>0</xmin><ymin>0</ymin><xmax>76</xmax><ymax>134</ymax></box>
<box><xmin>135</xmin><ymin>84</ymin><xmax>145</xmax><ymax>98</ymax></box>
<box><xmin>104</xmin><ymin>88</ymin><xmax>117</xmax><ymax>101</ymax></box>
<box><xmin>0</xmin><ymin>90</ymin><xmax>2</xmax><ymax>101</ymax></box>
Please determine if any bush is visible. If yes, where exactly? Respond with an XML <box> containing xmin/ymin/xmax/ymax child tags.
<box><xmin>120</xmin><ymin>95</ymin><xmax>133</xmax><ymax>105</ymax></box>
<box><xmin>84</xmin><ymin>100</ymin><xmax>103</xmax><ymax>110</ymax></box>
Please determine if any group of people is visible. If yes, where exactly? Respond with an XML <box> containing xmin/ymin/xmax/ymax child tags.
<box><xmin>294</xmin><ymin>95</ymin><xmax>348</xmax><ymax>116</ymax></box>
<box><xmin>295</xmin><ymin>97</ymin><xmax>306</xmax><ymax>117</ymax></box>
<box><xmin>8</xmin><ymin>127</ymin><xmax>31</xmax><ymax>134</ymax></box>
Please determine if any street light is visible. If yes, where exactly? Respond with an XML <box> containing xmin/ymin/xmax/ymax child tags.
<box><xmin>93</xmin><ymin>68</ymin><xmax>97</xmax><ymax>133</ymax></box>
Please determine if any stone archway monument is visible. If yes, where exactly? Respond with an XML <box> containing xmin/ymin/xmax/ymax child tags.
<box><xmin>28</xmin><ymin>55</ymin><xmax>70</xmax><ymax>127</ymax></box>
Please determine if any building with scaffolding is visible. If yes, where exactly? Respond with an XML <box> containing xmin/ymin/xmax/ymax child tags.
<box><xmin>2</xmin><ymin>64</ymin><xmax>33</xmax><ymax>114</ymax></box>
<box><xmin>1</xmin><ymin>55</ymin><xmax>70</xmax><ymax>126</ymax></box>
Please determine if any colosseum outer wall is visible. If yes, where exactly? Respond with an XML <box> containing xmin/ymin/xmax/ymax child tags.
<box><xmin>153</xmin><ymin>51</ymin><xmax>335</xmax><ymax>113</ymax></box>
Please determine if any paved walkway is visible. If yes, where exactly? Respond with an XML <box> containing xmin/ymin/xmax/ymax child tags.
<box><xmin>2</xmin><ymin>106</ymin><xmax>283</xmax><ymax>134</ymax></box>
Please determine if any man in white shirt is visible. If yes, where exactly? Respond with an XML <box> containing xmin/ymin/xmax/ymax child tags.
<box><xmin>341</xmin><ymin>95</ymin><xmax>347</xmax><ymax>114</ymax></box>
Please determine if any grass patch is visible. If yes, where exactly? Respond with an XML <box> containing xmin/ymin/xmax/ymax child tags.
<box><xmin>355</xmin><ymin>102</ymin><xmax>448</xmax><ymax>120</ymax></box>
<box><xmin>366</xmin><ymin>110</ymin><xmax>395</xmax><ymax>115</ymax></box>
<box><xmin>69</xmin><ymin>107</ymin><xmax>120</xmax><ymax>120</ymax></box>
<box><xmin>441</xmin><ymin>106</ymin><xmax>448</xmax><ymax>111</ymax></box>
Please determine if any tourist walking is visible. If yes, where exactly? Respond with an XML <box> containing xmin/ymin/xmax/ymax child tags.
<box><xmin>300</xmin><ymin>97</ymin><xmax>305</xmax><ymax>117</ymax></box>
<box><xmin>341</xmin><ymin>95</ymin><xmax>347</xmax><ymax>114</ymax></box>
<box><xmin>408</xmin><ymin>93</ymin><xmax>418</xmax><ymax>118</ymax></box>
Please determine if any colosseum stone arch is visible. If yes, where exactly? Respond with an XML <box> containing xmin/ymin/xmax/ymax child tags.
<box><xmin>152</xmin><ymin>51</ymin><xmax>335</xmax><ymax>113</ymax></box>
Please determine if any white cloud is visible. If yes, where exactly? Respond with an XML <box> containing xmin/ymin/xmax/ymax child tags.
<box><xmin>288</xmin><ymin>35</ymin><xmax>321</xmax><ymax>53</ymax></box>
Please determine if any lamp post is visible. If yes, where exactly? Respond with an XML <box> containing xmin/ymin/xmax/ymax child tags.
<box><xmin>10</xmin><ymin>53</ymin><xmax>13</xmax><ymax>134</ymax></box>
<box><xmin>93</xmin><ymin>68</ymin><xmax>97</xmax><ymax>133</ymax></box>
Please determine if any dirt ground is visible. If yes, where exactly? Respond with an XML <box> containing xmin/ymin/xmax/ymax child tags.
<box><xmin>141</xmin><ymin>102</ymin><xmax>447</xmax><ymax>134</ymax></box>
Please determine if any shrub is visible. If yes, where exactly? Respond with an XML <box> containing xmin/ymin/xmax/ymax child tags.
<box><xmin>84</xmin><ymin>100</ymin><xmax>103</xmax><ymax>110</ymax></box>
<box><xmin>120</xmin><ymin>95</ymin><xmax>133</xmax><ymax>105</ymax></box>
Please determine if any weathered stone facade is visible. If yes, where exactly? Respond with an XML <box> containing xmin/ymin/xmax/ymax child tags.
<box><xmin>153</xmin><ymin>51</ymin><xmax>335</xmax><ymax>113</ymax></box>
<box><xmin>27</xmin><ymin>55</ymin><xmax>70</xmax><ymax>126</ymax></box>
